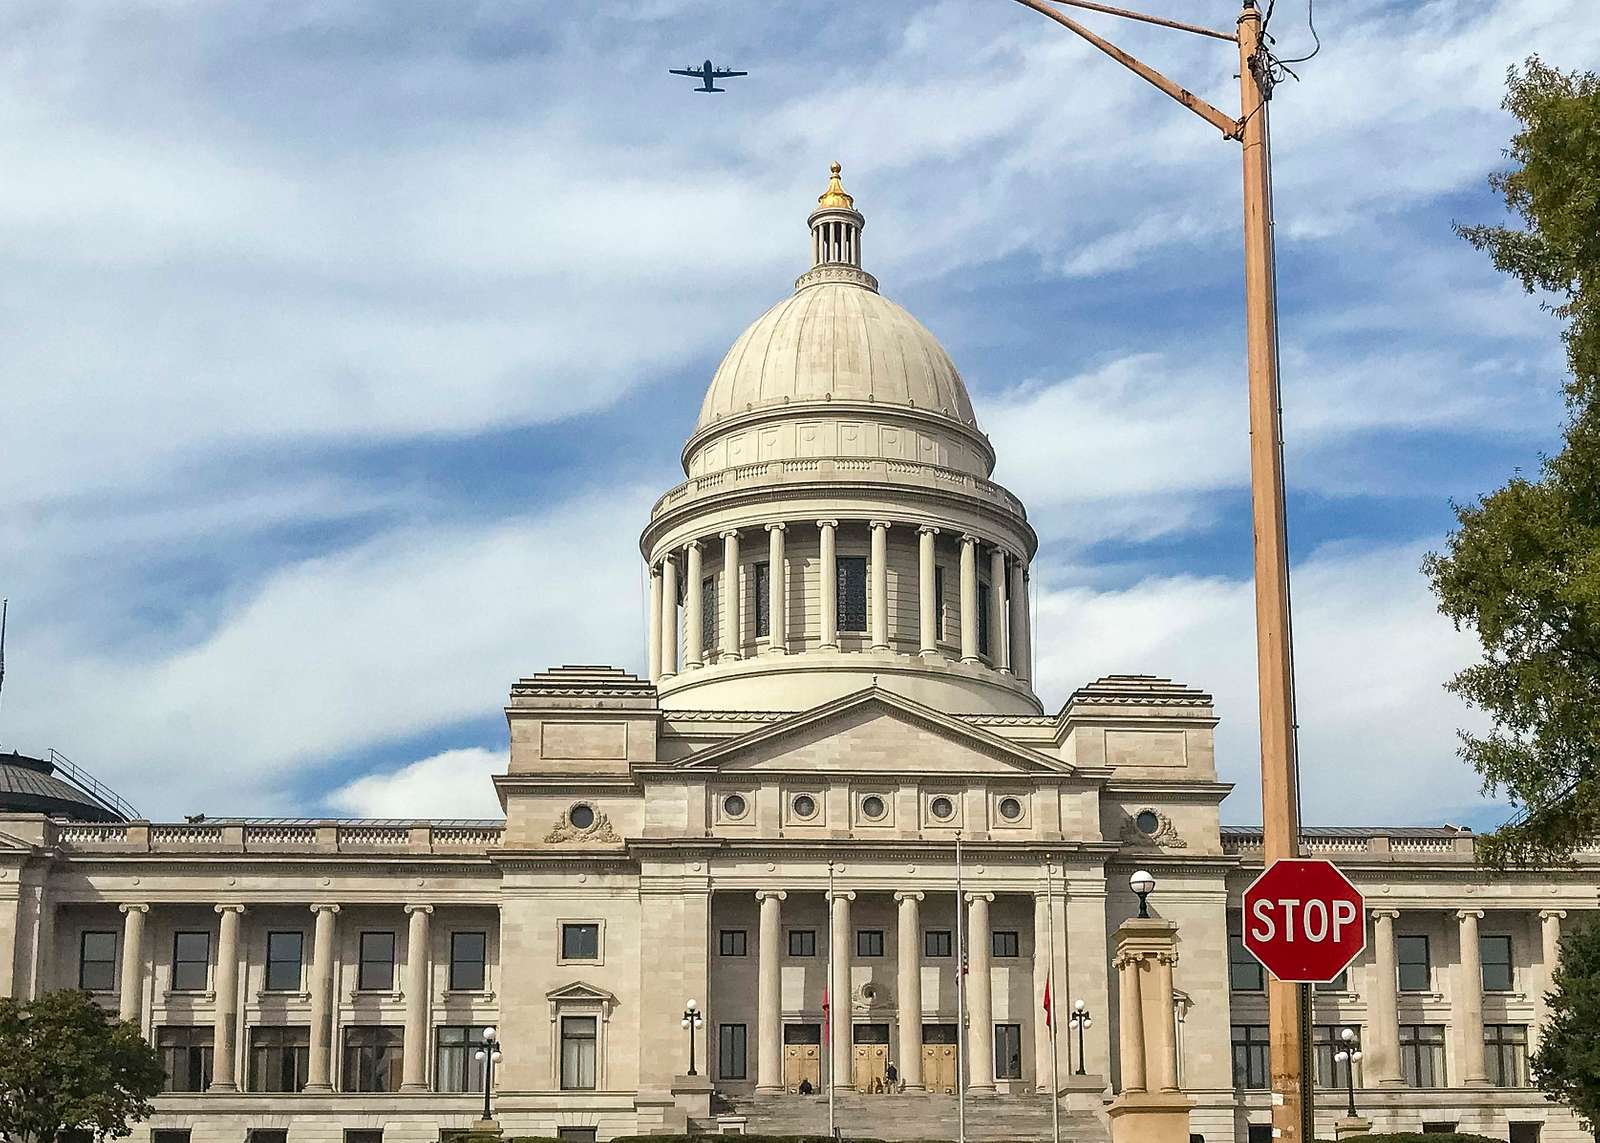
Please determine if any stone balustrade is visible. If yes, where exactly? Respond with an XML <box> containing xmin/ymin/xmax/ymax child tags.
<box><xmin>49</xmin><ymin>819</ymin><xmax>505</xmax><ymax>854</ymax></box>
<box><xmin>1221</xmin><ymin>829</ymin><xmax>1474</xmax><ymax>858</ymax></box>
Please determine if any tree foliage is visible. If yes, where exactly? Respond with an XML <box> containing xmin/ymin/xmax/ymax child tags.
<box><xmin>0</xmin><ymin>990</ymin><xmax>165</xmax><ymax>1143</ymax></box>
<box><xmin>1533</xmin><ymin>917</ymin><xmax>1600</xmax><ymax>1128</ymax></box>
<box><xmin>1424</xmin><ymin>58</ymin><xmax>1600</xmax><ymax>867</ymax></box>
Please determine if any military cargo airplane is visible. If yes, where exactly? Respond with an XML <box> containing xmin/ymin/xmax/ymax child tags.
<box><xmin>670</xmin><ymin>60</ymin><xmax>748</xmax><ymax>93</ymax></box>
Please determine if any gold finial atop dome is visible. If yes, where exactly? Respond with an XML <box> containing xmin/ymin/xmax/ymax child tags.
<box><xmin>816</xmin><ymin>161</ymin><xmax>854</xmax><ymax>210</ymax></box>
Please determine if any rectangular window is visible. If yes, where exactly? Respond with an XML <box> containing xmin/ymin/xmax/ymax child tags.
<box><xmin>991</xmin><ymin>930</ymin><xmax>1020</xmax><ymax>958</ymax></box>
<box><xmin>151</xmin><ymin>1133</ymin><xmax>192</xmax><ymax>1143</ymax></box>
<box><xmin>171</xmin><ymin>931</ymin><xmax>211</xmax><ymax>992</ymax></box>
<box><xmin>342</xmin><ymin>1025</ymin><xmax>404</xmax><ymax>1093</ymax></box>
<box><xmin>1231</xmin><ymin>1024</ymin><xmax>1270</xmax><ymax>1089</ymax></box>
<box><xmin>1229</xmin><ymin>934</ymin><xmax>1265</xmax><ymax>992</ymax></box>
<box><xmin>856</xmin><ymin>930</ymin><xmax>885</xmax><ymax>958</ymax></box>
<box><xmin>1481</xmin><ymin>934</ymin><xmax>1514</xmax><ymax>992</ymax></box>
<box><xmin>754</xmin><ymin>561</ymin><xmax>770</xmax><ymax>637</ymax></box>
<box><xmin>924</xmin><ymin>930</ymin><xmax>952</xmax><ymax>958</ymax></box>
<box><xmin>719</xmin><ymin>1023</ymin><xmax>748</xmax><ymax>1080</ymax></box>
<box><xmin>789</xmin><ymin>929</ymin><xmax>816</xmax><ymax>957</ymax></box>
<box><xmin>994</xmin><ymin>1023</ymin><xmax>1023</xmax><ymax>1079</ymax></box>
<box><xmin>79</xmin><ymin>930</ymin><xmax>118</xmax><ymax>992</ymax></box>
<box><xmin>264</xmin><ymin>931</ymin><xmax>304</xmax><ymax>993</ymax></box>
<box><xmin>701</xmin><ymin>575</ymin><xmax>717</xmax><ymax>649</ymax></box>
<box><xmin>1315</xmin><ymin>968</ymin><xmax>1349</xmax><ymax>992</ymax></box>
<box><xmin>449</xmin><ymin>931</ymin><xmax>487</xmax><ymax>991</ymax></box>
<box><xmin>247</xmin><ymin>1132</ymin><xmax>288</xmax><ymax>1143</ymax></box>
<box><xmin>345</xmin><ymin>1133</ymin><xmax>384</xmax><ymax>1143</ymax></box>
<box><xmin>156</xmin><ymin>1025</ymin><xmax>214</xmax><ymax>1093</ymax></box>
<box><xmin>719</xmin><ymin>929</ymin><xmax>748</xmax><ymax>957</ymax></box>
<box><xmin>1399</xmin><ymin>1023</ymin><xmax>1446</xmax><ymax>1087</ymax></box>
<box><xmin>435</xmin><ymin>1025</ymin><xmax>491</xmax><ymax>1093</ymax></box>
<box><xmin>977</xmin><ymin>577</ymin><xmax>991</xmax><ymax>656</ymax></box>
<box><xmin>357</xmin><ymin>931</ymin><xmax>396</xmax><ymax>991</ymax></box>
<box><xmin>248</xmin><ymin>1025</ymin><xmax>310</xmax><ymax>1093</ymax></box>
<box><xmin>838</xmin><ymin>556</ymin><xmax>868</xmax><ymax>632</ymax></box>
<box><xmin>1485</xmin><ymin>1023</ymin><xmax>1529</xmax><ymax>1088</ymax></box>
<box><xmin>561</xmin><ymin>923</ymin><xmax>600</xmax><ymax>961</ymax></box>
<box><xmin>935</xmin><ymin>566</ymin><xmax>948</xmax><ymax>636</ymax></box>
<box><xmin>560</xmin><ymin>1015</ymin><xmax>598</xmax><ymax>1090</ymax></box>
<box><xmin>557</xmin><ymin>1131</ymin><xmax>598</xmax><ymax>1143</ymax></box>
<box><xmin>1397</xmin><ymin>935</ymin><xmax>1431</xmax><ymax>992</ymax></box>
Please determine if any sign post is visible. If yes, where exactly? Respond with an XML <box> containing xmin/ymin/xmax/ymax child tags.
<box><xmin>1243</xmin><ymin>859</ymin><xmax>1367</xmax><ymax>984</ymax></box>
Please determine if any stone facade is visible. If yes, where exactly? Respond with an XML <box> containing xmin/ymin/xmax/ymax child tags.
<box><xmin>0</xmin><ymin>167</ymin><xmax>1593</xmax><ymax>1143</ymax></box>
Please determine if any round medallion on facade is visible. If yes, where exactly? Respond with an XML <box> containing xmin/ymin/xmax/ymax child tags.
<box><xmin>861</xmin><ymin>794</ymin><xmax>887</xmax><ymax>821</ymax></box>
<box><xmin>998</xmin><ymin>796</ymin><xmax>1024</xmax><ymax>822</ymax></box>
<box><xmin>929</xmin><ymin>795</ymin><xmax>955</xmax><ymax>821</ymax></box>
<box><xmin>791</xmin><ymin>793</ymin><xmax>818</xmax><ymax>820</ymax></box>
<box><xmin>568</xmin><ymin>803</ymin><xmax>596</xmax><ymax>830</ymax></box>
<box><xmin>1135</xmin><ymin>810</ymin><xmax>1162</xmax><ymax>836</ymax></box>
<box><xmin>723</xmin><ymin>794</ymin><xmax>748</xmax><ymax>819</ymax></box>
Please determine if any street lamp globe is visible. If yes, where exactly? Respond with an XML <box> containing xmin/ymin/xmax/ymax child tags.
<box><xmin>1340</xmin><ymin>1027</ymin><xmax>1357</xmax><ymax>1044</ymax></box>
<box><xmin>1130</xmin><ymin>870</ymin><xmax>1157</xmax><ymax>917</ymax></box>
<box><xmin>483</xmin><ymin>1026</ymin><xmax>497</xmax><ymax>1044</ymax></box>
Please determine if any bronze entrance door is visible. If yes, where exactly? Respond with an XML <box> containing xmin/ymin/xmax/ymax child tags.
<box><xmin>852</xmin><ymin>1023</ymin><xmax>890</xmax><ymax>1091</ymax></box>
<box><xmin>922</xmin><ymin>1023</ymin><xmax>959</xmax><ymax>1094</ymax></box>
<box><xmin>783</xmin><ymin>1023</ymin><xmax>822</xmax><ymax>1093</ymax></box>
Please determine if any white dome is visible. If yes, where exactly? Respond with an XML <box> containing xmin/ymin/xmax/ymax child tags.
<box><xmin>695</xmin><ymin>281</ymin><xmax>979</xmax><ymax>433</ymax></box>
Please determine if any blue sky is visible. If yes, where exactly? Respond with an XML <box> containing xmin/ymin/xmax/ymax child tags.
<box><xmin>0</xmin><ymin>0</ymin><xmax>1593</xmax><ymax>826</ymax></box>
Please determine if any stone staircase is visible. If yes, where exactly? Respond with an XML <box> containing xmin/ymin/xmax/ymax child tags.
<box><xmin>725</xmin><ymin>1091</ymin><xmax>1111</xmax><ymax>1141</ymax></box>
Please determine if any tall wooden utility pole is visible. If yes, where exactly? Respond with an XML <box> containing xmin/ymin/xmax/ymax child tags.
<box><xmin>1005</xmin><ymin>1</ymin><xmax>1310</xmax><ymax>1138</ymax></box>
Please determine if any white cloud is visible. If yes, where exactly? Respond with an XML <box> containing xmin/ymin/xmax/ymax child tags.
<box><xmin>1032</xmin><ymin>539</ymin><xmax>1491</xmax><ymax>824</ymax></box>
<box><xmin>329</xmin><ymin>747</ymin><xmax>506</xmax><ymax>820</ymax></box>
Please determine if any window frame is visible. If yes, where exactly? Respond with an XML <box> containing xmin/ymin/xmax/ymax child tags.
<box><xmin>357</xmin><ymin>931</ymin><xmax>397</xmax><ymax>993</ymax></box>
<box><xmin>1484</xmin><ymin>1023</ymin><xmax>1529</xmax><ymax>1088</ymax></box>
<box><xmin>156</xmin><ymin>1024</ymin><xmax>214</xmax><ymax>1093</ymax></box>
<box><xmin>248</xmin><ymin>1025</ymin><xmax>310</xmax><ymax>1094</ymax></box>
<box><xmin>1398</xmin><ymin>1022</ymin><xmax>1446</xmax><ymax>1088</ymax></box>
<box><xmin>856</xmin><ymin>929</ymin><xmax>885</xmax><ymax>958</ymax></box>
<box><xmin>788</xmin><ymin>929</ymin><xmax>817</xmax><ymax>958</ymax></box>
<box><xmin>924</xmin><ymin>929</ymin><xmax>953</xmax><ymax>959</ymax></box>
<box><xmin>1480</xmin><ymin>934</ymin><xmax>1514</xmax><ymax>993</ymax></box>
<box><xmin>718</xmin><ymin>1022</ymin><xmax>748</xmax><ymax>1080</ymax></box>
<box><xmin>700</xmin><ymin>574</ymin><xmax>717</xmax><ymax>650</ymax></box>
<box><xmin>78</xmin><ymin>930</ymin><xmax>118</xmax><ymax>992</ymax></box>
<box><xmin>560</xmin><ymin>1015</ymin><xmax>599</xmax><ymax>1091</ymax></box>
<box><xmin>993</xmin><ymin>1023</ymin><xmax>1024</xmax><ymax>1079</ymax></box>
<box><xmin>434</xmin><ymin>1024</ymin><xmax>491</xmax><ymax>1093</ymax></box>
<box><xmin>754</xmin><ymin>561</ymin><xmax>771</xmax><ymax>638</ymax></box>
<box><xmin>341</xmin><ymin>1025</ymin><xmax>405</xmax><ymax>1093</ymax></box>
<box><xmin>559</xmin><ymin>921</ymin><xmax>603</xmax><ymax>964</ymax></box>
<box><xmin>264</xmin><ymin>931</ymin><xmax>305</xmax><ymax>993</ymax></box>
<box><xmin>170</xmin><ymin>930</ymin><xmax>211</xmax><ymax>993</ymax></box>
<box><xmin>1228</xmin><ymin>933</ymin><xmax>1265</xmax><ymax>992</ymax></box>
<box><xmin>934</xmin><ymin>565</ymin><xmax>948</xmax><ymax>637</ymax></box>
<box><xmin>991</xmin><ymin>930</ymin><xmax>1020</xmax><ymax>959</ymax></box>
<box><xmin>1231</xmin><ymin>1024</ymin><xmax>1271</xmax><ymax>1090</ymax></box>
<box><xmin>1396</xmin><ymin>934</ymin><xmax>1431</xmax><ymax>993</ymax></box>
<box><xmin>719</xmin><ymin>929</ymin><xmax>748</xmax><ymax>957</ymax></box>
<box><xmin>837</xmin><ymin>555</ymin><xmax>868</xmax><ymax>633</ymax></box>
<box><xmin>449</xmin><ymin>930</ymin><xmax>488</xmax><ymax>992</ymax></box>
<box><xmin>977</xmin><ymin>576</ymin><xmax>991</xmax><ymax>656</ymax></box>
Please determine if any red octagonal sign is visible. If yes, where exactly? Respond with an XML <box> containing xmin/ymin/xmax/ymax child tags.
<box><xmin>1242</xmin><ymin>858</ymin><xmax>1367</xmax><ymax>984</ymax></box>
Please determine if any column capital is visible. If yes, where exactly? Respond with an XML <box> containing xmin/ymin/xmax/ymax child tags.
<box><xmin>917</xmin><ymin>524</ymin><xmax>941</xmax><ymax>536</ymax></box>
<box><xmin>894</xmin><ymin>891</ymin><xmax>925</xmax><ymax>903</ymax></box>
<box><xmin>869</xmin><ymin>519</ymin><xmax>892</xmax><ymax>530</ymax></box>
<box><xmin>119</xmin><ymin>902</ymin><xmax>149</xmax><ymax>915</ymax></box>
<box><xmin>685</xmin><ymin>538</ymin><xmax>704</xmax><ymax>552</ymax></box>
<box><xmin>827</xmin><ymin>890</ymin><xmax>857</xmax><ymax>902</ymax></box>
<box><xmin>765</xmin><ymin>521</ymin><xmax>787</xmax><ymax>533</ymax></box>
<box><xmin>649</xmin><ymin>561</ymin><xmax>663</xmax><ymax>579</ymax></box>
<box><xmin>404</xmin><ymin>904</ymin><xmax>434</xmax><ymax>916</ymax></box>
<box><xmin>964</xmin><ymin>891</ymin><xmax>995</xmax><ymax>904</ymax></box>
<box><xmin>755</xmin><ymin>890</ymin><xmax>788</xmax><ymax>902</ymax></box>
<box><xmin>214</xmin><ymin>903</ymin><xmax>246</xmax><ymax>916</ymax></box>
<box><xmin>1456</xmin><ymin>908</ymin><xmax>1485</xmax><ymax>922</ymax></box>
<box><xmin>310</xmin><ymin>903</ymin><xmax>341</xmax><ymax>915</ymax></box>
<box><xmin>1370</xmin><ymin>908</ymin><xmax>1401</xmax><ymax>921</ymax></box>
<box><xmin>817</xmin><ymin>518</ymin><xmax>839</xmax><ymax>529</ymax></box>
<box><xmin>960</xmin><ymin>532</ymin><xmax>980</xmax><ymax>545</ymax></box>
<box><xmin>1540</xmin><ymin>908</ymin><xmax>1569</xmax><ymax>921</ymax></box>
<box><xmin>720</xmin><ymin>529</ymin><xmax>740</xmax><ymax>540</ymax></box>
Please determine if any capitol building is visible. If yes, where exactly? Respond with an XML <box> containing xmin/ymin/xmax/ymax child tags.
<box><xmin>0</xmin><ymin>165</ymin><xmax>1593</xmax><ymax>1143</ymax></box>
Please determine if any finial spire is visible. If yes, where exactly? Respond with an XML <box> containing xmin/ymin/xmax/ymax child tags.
<box><xmin>817</xmin><ymin>160</ymin><xmax>854</xmax><ymax>210</ymax></box>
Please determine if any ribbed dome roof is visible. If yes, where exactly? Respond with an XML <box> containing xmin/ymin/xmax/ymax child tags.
<box><xmin>695</xmin><ymin>281</ymin><xmax>978</xmax><ymax>431</ymax></box>
<box><xmin>0</xmin><ymin>751</ymin><xmax>126</xmax><ymax>822</ymax></box>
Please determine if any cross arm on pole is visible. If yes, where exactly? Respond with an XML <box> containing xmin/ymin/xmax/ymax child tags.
<box><xmin>1007</xmin><ymin>0</ymin><xmax>1244</xmax><ymax>140</ymax></box>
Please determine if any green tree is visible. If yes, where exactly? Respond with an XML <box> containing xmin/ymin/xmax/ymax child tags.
<box><xmin>1424</xmin><ymin>57</ymin><xmax>1600</xmax><ymax>867</ymax></box>
<box><xmin>0</xmin><ymin>990</ymin><xmax>165</xmax><ymax>1143</ymax></box>
<box><xmin>1533</xmin><ymin>918</ymin><xmax>1600</xmax><ymax>1129</ymax></box>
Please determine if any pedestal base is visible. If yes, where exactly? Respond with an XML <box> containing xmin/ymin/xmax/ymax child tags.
<box><xmin>671</xmin><ymin>1072</ymin><xmax>714</xmax><ymax>1121</ymax></box>
<box><xmin>1107</xmin><ymin>1090</ymin><xmax>1193</xmax><ymax>1143</ymax></box>
<box><xmin>1335</xmin><ymin>1116</ymin><xmax>1373</xmax><ymax>1139</ymax></box>
<box><xmin>469</xmin><ymin>1120</ymin><xmax>502</xmax><ymax>1138</ymax></box>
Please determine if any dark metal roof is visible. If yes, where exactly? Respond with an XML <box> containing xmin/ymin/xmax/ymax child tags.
<box><xmin>0</xmin><ymin>751</ymin><xmax>126</xmax><ymax>822</ymax></box>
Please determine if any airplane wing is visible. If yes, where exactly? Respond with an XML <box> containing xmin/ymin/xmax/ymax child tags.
<box><xmin>714</xmin><ymin>69</ymin><xmax>749</xmax><ymax>78</ymax></box>
<box><xmin>668</xmin><ymin>68</ymin><xmax>701</xmax><ymax>77</ymax></box>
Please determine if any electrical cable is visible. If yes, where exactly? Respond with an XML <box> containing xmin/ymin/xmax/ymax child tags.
<box><xmin>1276</xmin><ymin>0</ymin><xmax>1321</xmax><ymax>65</ymax></box>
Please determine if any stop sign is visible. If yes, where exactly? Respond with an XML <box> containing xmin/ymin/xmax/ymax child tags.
<box><xmin>1242</xmin><ymin>858</ymin><xmax>1366</xmax><ymax>984</ymax></box>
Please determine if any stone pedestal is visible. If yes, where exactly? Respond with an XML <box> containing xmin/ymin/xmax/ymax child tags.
<box><xmin>1335</xmin><ymin>1116</ymin><xmax>1373</xmax><ymax>1139</ymax></box>
<box><xmin>1108</xmin><ymin>1091</ymin><xmax>1193</xmax><ymax>1143</ymax></box>
<box><xmin>469</xmin><ymin>1119</ymin><xmax>502</xmax><ymax>1138</ymax></box>
<box><xmin>1106</xmin><ymin>917</ymin><xmax>1192</xmax><ymax>1143</ymax></box>
<box><xmin>671</xmin><ymin>1072</ymin><xmax>714</xmax><ymax>1121</ymax></box>
<box><xmin>1062</xmin><ymin>1071</ymin><xmax>1109</xmax><ymax>1113</ymax></box>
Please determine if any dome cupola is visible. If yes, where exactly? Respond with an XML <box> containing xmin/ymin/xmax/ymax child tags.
<box><xmin>641</xmin><ymin>164</ymin><xmax>1039</xmax><ymax>715</ymax></box>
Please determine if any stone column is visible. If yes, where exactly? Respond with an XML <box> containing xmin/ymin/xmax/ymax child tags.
<box><xmin>830</xmin><ymin>890</ymin><xmax>854</xmax><ymax>1089</ymax></box>
<box><xmin>402</xmin><ymin>905</ymin><xmax>433</xmax><ymax>1091</ymax></box>
<box><xmin>896</xmin><ymin>891</ymin><xmax>924</xmax><ymax>1089</ymax></box>
<box><xmin>1153</xmin><ymin>953</ymin><xmax>1179</xmax><ymax>1092</ymax></box>
<box><xmin>1367</xmin><ymin>909</ymin><xmax>1403</xmax><ymax>1085</ymax></box>
<box><xmin>1117</xmin><ymin>952</ymin><xmax>1146</xmax><ymax>1093</ymax></box>
<box><xmin>660</xmin><ymin>555</ymin><xmax>680</xmax><ymax>678</ymax></box>
<box><xmin>959</xmin><ymin>535</ymin><xmax>980</xmax><ymax>663</ymax></box>
<box><xmin>1008</xmin><ymin>558</ymin><xmax>1030</xmax><ymax>683</ymax></box>
<box><xmin>869</xmin><ymin>520</ymin><xmax>891</xmax><ymax>650</ymax></box>
<box><xmin>1457</xmin><ymin>909</ymin><xmax>1489</xmax><ymax>1085</ymax></box>
<box><xmin>818</xmin><ymin>520</ymin><xmax>839</xmax><ymax>650</ymax></box>
<box><xmin>766</xmin><ymin>524</ymin><xmax>787</xmax><ymax>653</ymax></box>
<box><xmin>966</xmin><ymin>892</ymin><xmax>995</xmax><ymax>1090</ymax></box>
<box><xmin>917</xmin><ymin>526</ymin><xmax>940</xmax><ymax>658</ymax></box>
<box><xmin>117</xmin><ymin>904</ymin><xmax>148</xmax><ymax>1025</ymax></box>
<box><xmin>210</xmin><ymin>904</ymin><xmax>245</xmax><ymax>1091</ymax></box>
<box><xmin>306</xmin><ymin>903</ymin><xmax>340</xmax><ymax>1092</ymax></box>
<box><xmin>648</xmin><ymin>562</ymin><xmax>663</xmax><ymax>683</ymax></box>
<box><xmin>1033</xmin><ymin>891</ymin><xmax>1053</xmax><ymax>1092</ymax></box>
<box><xmin>685</xmin><ymin>540</ymin><xmax>705</xmax><ymax>668</ymax></box>
<box><xmin>1535</xmin><ymin>909</ymin><xmax>1566</xmax><ymax>1052</ymax></box>
<box><xmin>721</xmin><ymin>530</ymin><xmax>741</xmax><ymax>659</ymax></box>
<box><xmin>990</xmin><ymin>547</ymin><xmax>1010</xmax><ymax>672</ymax></box>
<box><xmin>756</xmin><ymin>891</ymin><xmax>786</xmax><ymax>1092</ymax></box>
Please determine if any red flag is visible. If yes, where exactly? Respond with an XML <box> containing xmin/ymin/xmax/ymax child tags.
<box><xmin>822</xmin><ymin>985</ymin><xmax>830</xmax><ymax>1042</ymax></box>
<box><xmin>1042</xmin><ymin>975</ymin><xmax>1054</xmax><ymax>1031</ymax></box>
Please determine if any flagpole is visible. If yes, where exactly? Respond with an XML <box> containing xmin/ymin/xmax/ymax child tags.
<box><xmin>1045</xmin><ymin>856</ymin><xmax>1061</xmax><ymax>1143</ymax></box>
<box><xmin>954</xmin><ymin>831</ymin><xmax>967</xmax><ymax>1143</ymax></box>
<box><xmin>827</xmin><ymin>858</ymin><xmax>837</xmax><ymax>1139</ymax></box>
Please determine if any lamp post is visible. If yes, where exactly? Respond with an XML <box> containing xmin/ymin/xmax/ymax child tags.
<box><xmin>996</xmin><ymin>2</ymin><xmax>1310</xmax><ymax>1135</ymax></box>
<box><xmin>473</xmin><ymin>1026</ymin><xmax>503</xmax><ymax>1124</ymax></box>
<box><xmin>1130</xmin><ymin>870</ymin><xmax>1156</xmax><ymax>919</ymax></box>
<box><xmin>1333</xmin><ymin>1027</ymin><xmax>1362</xmax><ymax>1119</ymax></box>
<box><xmin>682</xmin><ymin>999</ymin><xmax>705</xmax><ymax>1076</ymax></box>
<box><xmin>1069</xmin><ymin>1000</ymin><xmax>1092</xmax><ymax>1077</ymax></box>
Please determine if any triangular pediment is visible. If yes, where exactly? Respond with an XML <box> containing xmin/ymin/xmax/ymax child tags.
<box><xmin>677</xmin><ymin>689</ymin><xmax>1070</xmax><ymax>775</ymax></box>
<box><xmin>546</xmin><ymin>980</ymin><xmax>619</xmax><ymax>1005</ymax></box>
<box><xmin>0</xmin><ymin>828</ymin><xmax>37</xmax><ymax>853</ymax></box>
